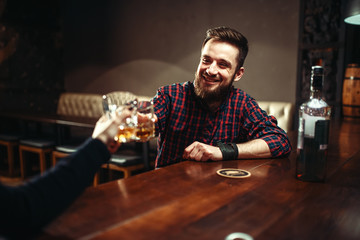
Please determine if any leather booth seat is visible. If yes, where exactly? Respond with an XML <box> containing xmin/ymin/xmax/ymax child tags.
<box><xmin>257</xmin><ymin>101</ymin><xmax>294</xmax><ymax>132</ymax></box>
<box><xmin>56</xmin><ymin>91</ymin><xmax>152</xmax><ymax>119</ymax></box>
<box><xmin>56</xmin><ymin>92</ymin><xmax>294</xmax><ymax>133</ymax></box>
<box><xmin>57</xmin><ymin>92</ymin><xmax>103</xmax><ymax>118</ymax></box>
<box><xmin>105</xmin><ymin>91</ymin><xmax>152</xmax><ymax>105</ymax></box>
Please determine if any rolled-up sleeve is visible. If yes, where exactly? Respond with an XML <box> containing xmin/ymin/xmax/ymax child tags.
<box><xmin>241</xmin><ymin>99</ymin><xmax>292</xmax><ymax>158</ymax></box>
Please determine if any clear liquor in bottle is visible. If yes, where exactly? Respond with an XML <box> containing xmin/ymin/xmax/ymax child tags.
<box><xmin>296</xmin><ymin>66</ymin><xmax>331</xmax><ymax>182</ymax></box>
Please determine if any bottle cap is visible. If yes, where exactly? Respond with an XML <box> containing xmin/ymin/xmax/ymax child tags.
<box><xmin>312</xmin><ymin>65</ymin><xmax>323</xmax><ymax>75</ymax></box>
<box><xmin>311</xmin><ymin>66</ymin><xmax>323</xmax><ymax>89</ymax></box>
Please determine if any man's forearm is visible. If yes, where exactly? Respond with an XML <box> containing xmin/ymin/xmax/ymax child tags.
<box><xmin>236</xmin><ymin>139</ymin><xmax>271</xmax><ymax>159</ymax></box>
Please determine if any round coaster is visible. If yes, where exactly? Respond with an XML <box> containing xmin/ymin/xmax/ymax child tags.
<box><xmin>216</xmin><ymin>168</ymin><xmax>251</xmax><ymax>178</ymax></box>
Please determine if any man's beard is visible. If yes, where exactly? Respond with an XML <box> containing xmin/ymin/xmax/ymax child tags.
<box><xmin>194</xmin><ymin>71</ymin><xmax>234</xmax><ymax>106</ymax></box>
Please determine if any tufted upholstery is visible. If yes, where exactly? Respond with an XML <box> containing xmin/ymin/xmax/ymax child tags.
<box><xmin>137</xmin><ymin>95</ymin><xmax>153</xmax><ymax>102</ymax></box>
<box><xmin>56</xmin><ymin>93</ymin><xmax>294</xmax><ymax>133</ymax></box>
<box><xmin>56</xmin><ymin>91</ymin><xmax>153</xmax><ymax>119</ymax></box>
<box><xmin>105</xmin><ymin>91</ymin><xmax>152</xmax><ymax>105</ymax></box>
<box><xmin>257</xmin><ymin>101</ymin><xmax>294</xmax><ymax>132</ymax></box>
<box><xmin>57</xmin><ymin>92</ymin><xmax>103</xmax><ymax>118</ymax></box>
<box><xmin>105</xmin><ymin>91</ymin><xmax>138</xmax><ymax>105</ymax></box>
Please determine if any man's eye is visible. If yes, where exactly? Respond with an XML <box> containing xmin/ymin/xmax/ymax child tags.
<box><xmin>219</xmin><ymin>63</ymin><xmax>228</xmax><ymax>68</ymax></box>
<box><xmin>202</xmin><ymin>58</ymin><xmax>211</xmax><ymax>64</ymax></box>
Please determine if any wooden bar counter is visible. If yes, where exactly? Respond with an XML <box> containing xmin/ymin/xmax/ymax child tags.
<box><xmin>38</xmin><ymin>119</ymin><xmax>360</xmax><ymax>240</ymax></box>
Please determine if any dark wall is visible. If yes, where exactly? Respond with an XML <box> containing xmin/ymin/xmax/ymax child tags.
<box><xmin>0</xmin><ymin>0</ymin><xmax>300</xmax><ymax>114</ymax></box>
<box><xmin>0</xmin><ymin>0</ymin><xmax>63</xmax><ymax>113</ymax></box>
<box><xmin>1</xmin><ymin>0</ymin><xmax>359</xmax><ymax>118</ymax></box>
<box><xmin>344</xmin><ymin>24</ymin><xmax>360</xmax><ymax>65</ymax></box>
<box><xmin>63</xmin><ymin>0</ymin><xmax>300</xmax><ymax>102</ymax></box>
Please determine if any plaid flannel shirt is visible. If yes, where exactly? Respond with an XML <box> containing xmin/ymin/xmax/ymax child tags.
<box><xmin>153</xmin><ymin>81</ymin><xmax>292</xmax><ymax>167</ymax></box>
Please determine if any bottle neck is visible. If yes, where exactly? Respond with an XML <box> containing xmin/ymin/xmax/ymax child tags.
<box><xmin>310</xmin><ymin>88</ymin><xmax>323</xmax><ymax>99</ymax></box>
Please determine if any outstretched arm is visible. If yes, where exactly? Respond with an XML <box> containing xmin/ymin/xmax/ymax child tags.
<box><xmin>183</xmin><ymin>139</ymin><xmax>271</xmax><ymax>162</ymax></box>
<box><xmin>0</xmin><ymin>112</ymin><xmax>128</xmax><ymax>238</ymax></box>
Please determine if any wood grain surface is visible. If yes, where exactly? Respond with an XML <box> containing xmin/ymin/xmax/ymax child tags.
<box><xmin>37</xmin><ymin>119</ymin><xmax>360</xmax><ymax>240</ymax></box>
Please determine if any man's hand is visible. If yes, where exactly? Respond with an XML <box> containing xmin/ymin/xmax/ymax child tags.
<box><xmin>183</xmin><ymin>141</ymin><xmax>223</xmax><ymax>161</ymax></box>
<box><xmin>92</xmin><ymin>109</ymin><xmax>131</xmax><ymax>153</ymax></box>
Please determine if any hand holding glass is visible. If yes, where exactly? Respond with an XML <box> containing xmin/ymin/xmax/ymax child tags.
<box><xmin>103</xmin><ymin>95</ymin><xmax>136</xmax><ymax>143</ymax></box>
<box><xmin>102</xmin><ymin>95</ymin><xmax>155</xmax><ymax>143</ymax></box>
<box><xmin>135</xmin><ymin>100</ymin><xmax>155</xmax><ymax>142</ymax></box>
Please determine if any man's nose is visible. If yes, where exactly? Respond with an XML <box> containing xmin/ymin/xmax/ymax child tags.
<box><xmin>206</xmin><ymin>62</ymin><xmax>218</xmax><ymax>76</ymax></box>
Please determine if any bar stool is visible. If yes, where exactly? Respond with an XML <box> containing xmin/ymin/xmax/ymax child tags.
<box><xmin>94</xmin><ymin>153</ymin><xmax>144</xmax><ymax>186</ymax></box>
<box><xmin>52</xmin><ymin>145</ymin><xmax>78</xmax><ymax>166</ymax></box>
<box><xmin>52</xmin><ymin>144</ymin><xmax>101</xmax><ymax>186</ymax></box>
<box><xmin>19</xmin><ymin>139</ymin><xmax>55</xmax><ymax>179</ymax></box>
<box><xmin>0</xmin><ymin>134</ymin><xmax>21</xmax><ymax>176</ymax></box>
<box><xmin>107</xmin><ymin>154</ymin><xmax>145</xmax><ymax>178</ymax></box>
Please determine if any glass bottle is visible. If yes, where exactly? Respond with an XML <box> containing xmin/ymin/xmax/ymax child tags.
<box><xmin>296</xmin><ymin>66</ymin><xmax>331</xmax><ymax>182</ymax></box>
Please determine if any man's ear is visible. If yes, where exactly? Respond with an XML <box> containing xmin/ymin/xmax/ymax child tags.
<box><xmin>233</xmin><ymin>67</ymin><xmax>244</xmax><ymax>82</ymax></box>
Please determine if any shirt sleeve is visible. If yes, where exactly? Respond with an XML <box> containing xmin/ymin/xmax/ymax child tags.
<box><xmin>241</xmin><ymin>99</ymin><xmax>292</xmax><ymax>158</ymax></box>
<box><xmin>153</xmin><ymin>87</ymin><xmax>171</xmax><ymax>136</ymax></box>
<box><xmin>0</xmin><ymin>138</ymin><xmax>111</xmax><ymax>238</ymax></box>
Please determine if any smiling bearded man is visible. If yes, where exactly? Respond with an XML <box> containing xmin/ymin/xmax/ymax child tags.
<box><xmin>151</xmin><ymin>26</ymin><xmax>292</xmax><ymax>168</ymax></box>
<box><xmin>194</xmin><ymin>38</ymin><xmax>244</xmax><ymax>111</ymax></box>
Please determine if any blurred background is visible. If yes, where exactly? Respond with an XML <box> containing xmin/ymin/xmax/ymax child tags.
<box><xmin>0</xmin><ymin>0</ymin><xmax>359</xmax><ymax>119</ymax></box>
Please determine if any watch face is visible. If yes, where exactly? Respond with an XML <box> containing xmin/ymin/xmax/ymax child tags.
<box><xmin>216</xmin><ymin>168</ymin><xmax>251</xmax><ymax>178</ymax></box>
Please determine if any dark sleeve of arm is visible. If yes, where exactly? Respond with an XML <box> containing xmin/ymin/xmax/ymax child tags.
<box><xmin>0</xmin><ymin>138</ymin><xmax>110</xmax><ymax>236</ymax></box>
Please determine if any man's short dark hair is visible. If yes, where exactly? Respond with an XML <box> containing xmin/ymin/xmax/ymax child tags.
<box><xmin>202</xmin><ymin>26</ymin><xmax>249</xmax><ymax>70</ymax></box>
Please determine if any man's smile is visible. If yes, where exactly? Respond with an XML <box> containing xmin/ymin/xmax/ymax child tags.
<box><xmin>202</xmin><ymin>74</ymin><xmax>221</xmax><ymax>84</ymax></box>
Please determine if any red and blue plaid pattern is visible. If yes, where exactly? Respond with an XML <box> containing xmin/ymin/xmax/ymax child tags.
<box><xmin>153</xmin><ymin>82</ymin><xmax>292</xmax><ymax>167</ymax></box>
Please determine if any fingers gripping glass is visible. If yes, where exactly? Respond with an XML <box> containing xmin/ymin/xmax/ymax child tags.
<box><xmin>135</xmin><ymin>100</ymin><xmax>155</xmax><ymax>142</ymax></box>
<box><xmin>102</xmin><ymin>95</ymin><xmax>137</xmax><ymax>143</ymax></box>
<box><xmin>102</xmin><ymin>95</ymin><xmax>155</xmax><ymax>143</ymax></box>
